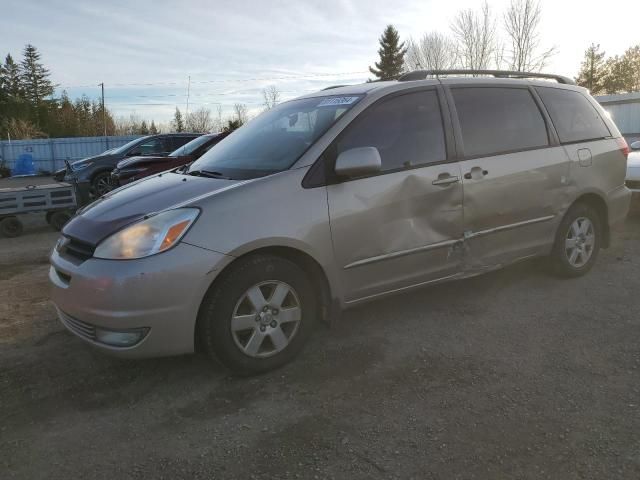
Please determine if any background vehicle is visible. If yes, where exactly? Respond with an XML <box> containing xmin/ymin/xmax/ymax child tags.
<box><xmin>54</xmin><ymin>133</ymin><xmax>200</xmax><ymax>196</ymax></box>
<box><xmin>625</xmin><ymin>140</ymin><xmax>640</xmax><ymax>192</ymax></box>
<box><xmin>50</xmin><ymin>70</ymin><xmax>631</xmax><ymax>375</ymax></box>
<box><xmin>111</xmin><ymin>132</ymin><xmax>229</xmax><ymax>186</ymax></box>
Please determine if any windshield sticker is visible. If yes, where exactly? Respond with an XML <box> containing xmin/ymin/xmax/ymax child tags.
<box><xmin>317</xmin><ymin>96</ymin><xmax>359</xmax><ymax>107</ymax></box>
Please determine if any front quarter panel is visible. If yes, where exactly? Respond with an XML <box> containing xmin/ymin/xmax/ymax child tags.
<box><xmin>183</xmin><ymin>168</ymin><xmax>339</xmax><ymax>292</ymax></box>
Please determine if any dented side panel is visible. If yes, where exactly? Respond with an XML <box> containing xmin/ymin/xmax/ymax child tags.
<box><xmin>459</xmin><ymin>146</ymin><xmax>571</xmax><ymax>270</ymax></box>
<box><xmin>327</xmin><ymin>163</ymin><xmax>464</xmax><ymax>303</ymax></box>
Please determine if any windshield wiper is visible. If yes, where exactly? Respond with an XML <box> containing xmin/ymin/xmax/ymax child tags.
<box><xmin>188</xmin><ymin>169</ymin><xmax>230</xmax><ymax>179</ymax></box>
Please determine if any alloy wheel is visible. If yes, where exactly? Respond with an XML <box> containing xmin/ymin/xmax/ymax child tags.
<box><xmin>565</xmin><ymin>217</ymin><xmax>595</xmax><ymax>268</ymax></box>
<box><xmin>230</xmin><ymin>281</ymin><xmax>302</xmax><ymax>358</ymax></box>
<box><xmin>93</xmin><ymin>175</ymin><xmax>112</xmax><ymax>197</ymax></box>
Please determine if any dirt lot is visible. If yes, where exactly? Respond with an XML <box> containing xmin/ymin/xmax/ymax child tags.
<box><xmin>1</xmin><ymin>206</ymin><xmax>640</xmax><ymax>479</ymax></box>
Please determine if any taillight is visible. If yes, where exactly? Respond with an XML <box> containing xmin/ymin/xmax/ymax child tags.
<box><xmin>616</xmin><ymin>137</ymin><xmax>630</xmax><ymax>159</ymax></box>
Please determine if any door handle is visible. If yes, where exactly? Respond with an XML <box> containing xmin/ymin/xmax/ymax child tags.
<box><xmin>432</xmin><ymin>174</ymin><xmax>460</xmax><ymax>186</ymax></box>
<box><xmin>463</xmin><ymin>167</ymin><xmax>488</xmax><ymax>180</ymax></box>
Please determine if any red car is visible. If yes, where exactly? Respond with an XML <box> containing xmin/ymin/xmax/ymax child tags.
<box><xmin>111</xmin><ymin>132</ymin><xmax>228</xmax><ymax>186</ymax></box>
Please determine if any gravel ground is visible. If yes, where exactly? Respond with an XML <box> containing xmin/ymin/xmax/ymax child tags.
<box><xmin>1</xmin><ymin>205</ymin><xmax>639</xmax><ymax>479</ymax></box>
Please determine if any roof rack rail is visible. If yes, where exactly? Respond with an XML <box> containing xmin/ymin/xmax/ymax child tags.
<box><xmin>321</xmin><ymin>85</ymin><xmax>348</xmax><ymax>91</ymax></box>
<box><xmin>397</xmin><ymin>69</ymin><xmax>575</xmax><ymax>85</ymax></box>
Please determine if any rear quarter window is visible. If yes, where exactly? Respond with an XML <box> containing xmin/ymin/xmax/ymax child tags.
<box><xmin>170</xmin><ymin>136</ymin><xmax>197</xmax><ymax>150</ymax></box>
<box><xmin>451</xmin><ymin>87</ymin><xmax>549</xmax><ymax>158</ymax></box>
<box><xmin>536</xmin><ymin>87</ymin><xmax>611</xmax><ymax>144</ymax></box>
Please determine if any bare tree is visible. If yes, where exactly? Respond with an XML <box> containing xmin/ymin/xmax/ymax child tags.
<box><xmin>114</xmin><ymin>113</ymin><xmax>144</xmax><ymax>135</ymax></box>
<box><xmin>6</xmin><ymin>118</ymin><xmax>45</xmax><ymax>139</ymax></box>
<box><xmin>503</xmin><ymin>0</ymin><xmax>555</xmax><ymax>72</ymax></box>
<box><xmin>450</xmin><ymin>1</ymin><xmax>497</xmax><ymax>70</ymax></box>
<box><xmin>233</xmin><ymin>103</ymin><xmax>249</xmax><ymax>125</ymax></box>
<box><xmin>212</xmin><ymin>105</ymin><xmax>224</xmax><ymax>132</ymax></box>
<box><xmin>405</xmin><ymin>32</ymin><xmax>458</xmax><ymax>71</ymax></box>
<box><xmin>262</xmin><ymin>85</ymin><xmax>281</xmax><ymax>110</ymax></box>
<box><xmin>186</xmin><ymin>107</ymin><xmax>214</xmax><ymax>132</ymax></box>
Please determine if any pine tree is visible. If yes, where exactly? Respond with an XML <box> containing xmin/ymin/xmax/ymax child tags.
<box><xmin>57</xmin><ymin>91</ymin><xmax>78</xmax><ymax>136</ymax></box>
<box><xmin>3</xmin><ymin>54</ymin><xmax>23</xmax><ymax>97</ymax></box>
<box><xmin>602</xmin><ymin>45</ymin><xmax>640</xmax><ymax>94</ymax></box>
<box><xmin>149</xmin><ymin>120</ymin><xmax>158</xmax><ymax>134</ymax></box>
<box><xmin>139</xmin><ymin>120</ymin><xmax>149</xmax><ymax>134</ymax></box>
<box><xmin>369</xmin><ymin>25</ymin><xmax>407</xmax><ymax>80</ymax></box>
<box><xmin>575</xmin><ymin>44</ymin><xmax>606</xmax><ymax>94</ymax></box>
<box><xmin>19</xmin><ymin>44</ymin><xmax>54</xmax><ymax>106</ymax></box>
<box><xmin>172</xmin><ymin>107</ymin><xmax>184</xmax><ymax>132</ymax></box>
<box><xmin>0</xmin><ymin>61</ymin><xmax>5</xmax><ymax>101</ymax></box>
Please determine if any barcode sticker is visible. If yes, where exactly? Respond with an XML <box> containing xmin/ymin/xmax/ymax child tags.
<box><xmin>317</xmin><ymin>96</ymin><xmax>360</xmax><ymax>107</ymax></box>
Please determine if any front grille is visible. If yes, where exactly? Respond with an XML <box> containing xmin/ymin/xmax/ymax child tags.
<box><xmin>58</xmin><ymin>309</ymin><xmax>96</xmax><ymax>341</ymax></box>
<box><xmin>626</xmin><ymin>180</ymin><xmax>640</xmax><ymax>190</ymax></box>
<box><xmin>64</xmin><ymin>237</ymin><xmax>96</xmax><ymax>261</ymax></box>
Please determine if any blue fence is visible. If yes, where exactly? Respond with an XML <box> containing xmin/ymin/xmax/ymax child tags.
<box><xmin>0</xmin><ymin>135</ymin><xmax>141</xmax><ymax>174</ymax></box>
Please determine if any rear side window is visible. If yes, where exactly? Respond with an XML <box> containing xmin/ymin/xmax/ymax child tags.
<box><xmin>170</xmin><ymin>136</ymin><xmax>196</xmax><ymax>151</ymax></box>
<box><xmin>451</xmin><ymin>87</ymin><xmax>549</xmax><ymax>157</ymax></box>
<box><xmin>337</xmin><ymin>90</ymin><xmax>446</xmax><ymax>172</ymax></box>
<box><xmin>129</xmin><ymin>138</ymin><xmax>165</xmax><ymax>156</ymax></box>
<box><xmin>536</xmin><ymin>87</ymin><xmax>610</xmax><ymax>143</ymax></box>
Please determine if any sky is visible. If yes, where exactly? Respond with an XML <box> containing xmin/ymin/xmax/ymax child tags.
<box><xmin>2</xmin><ymin>0</ymin><xmax>639</xmax><ymax>125</ymax></box>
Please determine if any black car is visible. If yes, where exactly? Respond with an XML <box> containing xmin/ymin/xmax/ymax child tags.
<box><xmin>54</xmin><ymin>133</ymin><xmax>200</xmax><ymax>196</ymax></box>
<box><xmin>111</xmin><ymin>132</ymin><xmax>229</xmax><ymax>187</ymax></box>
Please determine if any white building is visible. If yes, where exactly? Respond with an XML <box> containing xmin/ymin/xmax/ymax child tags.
<box><xmin>596</xmin><ymin>92</ymin><xmax>640</xmax><ymax>143</ymax></box>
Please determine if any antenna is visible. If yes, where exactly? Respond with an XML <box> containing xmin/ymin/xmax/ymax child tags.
<box><xmin>185</xmin><ymin>75</ymin><xmax>191</xmax><ymax>118</ymax></box>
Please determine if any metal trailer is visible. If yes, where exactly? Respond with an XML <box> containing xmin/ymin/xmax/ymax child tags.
<box><xmin>0</xmin><ymin>182</ymin><xmax>77</xmax><ymax>237</ymax></box>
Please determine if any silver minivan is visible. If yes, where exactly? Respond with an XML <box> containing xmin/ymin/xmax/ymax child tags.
<box><xmin>50</xmin><ymin>70</ymin><xmax>632</xmax><ymax>374</ymax></box>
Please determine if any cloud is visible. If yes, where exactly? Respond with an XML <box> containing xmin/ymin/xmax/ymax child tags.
<box><xmin>2</xmin><ymin>0</ymin><xmax>637</xmax><ymax>123</ymax></box>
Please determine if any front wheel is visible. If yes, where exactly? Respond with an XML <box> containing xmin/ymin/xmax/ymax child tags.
<box><xmin>549</xmin><ymin>203</ymin><xmax>601</xmax><ymax>277</ymax></box>
<box><xmin>91</xmin><ymin>172</ymin><xmax>113</xmax><ymax>197</ymax></box>
<box><xmin>198</xmin><ymin>255</ymin><xmax>317</xmax><ymax>375</ymax></box>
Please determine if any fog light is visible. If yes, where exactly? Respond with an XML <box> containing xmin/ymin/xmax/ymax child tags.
<box><xmin>95</xmin><ymin>327</ymin><xmax>149</xmax><ymax>347</ymax></box>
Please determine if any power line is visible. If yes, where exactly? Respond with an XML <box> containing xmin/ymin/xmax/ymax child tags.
<box><xmin>104</xmin><ymin>89</ymin><xmax>309</xmax><ymax>99</ymax></box>
<box><xmin>57</xmin><ymin>70</ymin><xmax>368</xmax><ymax>89</ymax></box>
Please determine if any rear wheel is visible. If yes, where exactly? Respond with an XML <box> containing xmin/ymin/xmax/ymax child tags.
<box><xmin>49</xmin><ymin>211</ymin><xmax>73</xmax><ymax>231</ymax></box>
<box><xmin>198</xmin><ymin>255</ymin><xmax>316</xmax><ymax>375</ymax></box>
<box><xmin>0</xmin><ymin>216</ymin><xmax>23</xmax><ymax>238</ymax></box>
<box><xmin>549</xmin><ymin>203</ymin><xmax>601</xmax><ymax>277</ymax></box>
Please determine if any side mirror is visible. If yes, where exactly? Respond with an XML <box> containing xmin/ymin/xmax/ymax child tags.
<box><xmin>335</xmin><ymin>147</ymin><xmax>382</xmax><ymax>178</ymax></box>
<box><xmin>630</xmin><ymin>141</ymin><xmax>640</xmax><ymax>151</ymax></box>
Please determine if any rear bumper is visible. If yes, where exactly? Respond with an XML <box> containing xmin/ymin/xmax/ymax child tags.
<box><xmin>50</xmin><ymin>242</ymin><xmax>233</xmax><ymax>358</ymax></box>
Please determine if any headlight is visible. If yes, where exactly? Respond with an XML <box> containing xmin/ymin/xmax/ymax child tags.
<box><xmin>71</xmin><ymin>161</ymin><xmax>93</xmax><ymax>171</ymax></box>
<box><xmin>94</xmin><ymin>208</ymin><xmax>199</xmax><ymax>260</ymax></box>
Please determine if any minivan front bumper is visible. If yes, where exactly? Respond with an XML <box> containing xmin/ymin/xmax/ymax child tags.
<box><xmin>50</xmin><ymin>242</ymin><xmax>232</xmax><ymax>358</ymax></box>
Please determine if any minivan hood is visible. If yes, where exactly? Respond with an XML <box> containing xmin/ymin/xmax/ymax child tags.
<box><xmin>63</xmin><ymin>172</ymin><xmax>242</xmax><ymax>245</ymax></box>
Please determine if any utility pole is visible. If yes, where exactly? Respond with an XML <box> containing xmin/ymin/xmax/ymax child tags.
<box><xmin>99</xmin><ymin>82</ymin><xmax>107</xmax><ymax>141</ymax></box>
<box><xmin>185</xmin><ymin>75</ymin><xmax>191</xmax><ymax>119</ymax></box>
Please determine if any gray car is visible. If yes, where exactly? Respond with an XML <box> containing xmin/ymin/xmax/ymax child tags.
<box><xmin>50</xmin><ymin>70</ymin><xmax>632</xmax><ymax>374</ymax></box>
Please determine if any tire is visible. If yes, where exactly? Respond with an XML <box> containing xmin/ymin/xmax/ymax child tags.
<box><xmin>91</xmin><ymin>172</ymin><xmax>113</xmax><ymax>197</ymax></box>
<box><xmin>549</xmin><ymin>202</ymin><xmax>601</xmax><ymax>277</ymax></box>
<box><xmin>49</xmin><ymin>211</ymin><xmax>72</xmax><ymax>231</ymax></box>
<box><xmin>198</xmin><ymin>254</ymin><xmax>317</xmax><ymax>375</ymax></box>
<box><xmin>0</xmin><ymin>216</ymin><xmax>23</xmax><ymax>238</ymax></box>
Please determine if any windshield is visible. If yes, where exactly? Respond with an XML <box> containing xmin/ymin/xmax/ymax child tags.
<box><xmin>109</xmin><ymin>136</ymin><xmax>150</xmax><ymax>156</ymax></box>
<box><xmin>170</xmin><ymin>134</ymin><xmax>214</xmax><ymax>157</ymax></box>
<box><xmin>188</xmin><ymin>95</ymin><xmax>362</xmax><ymax>179</ymax></box>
